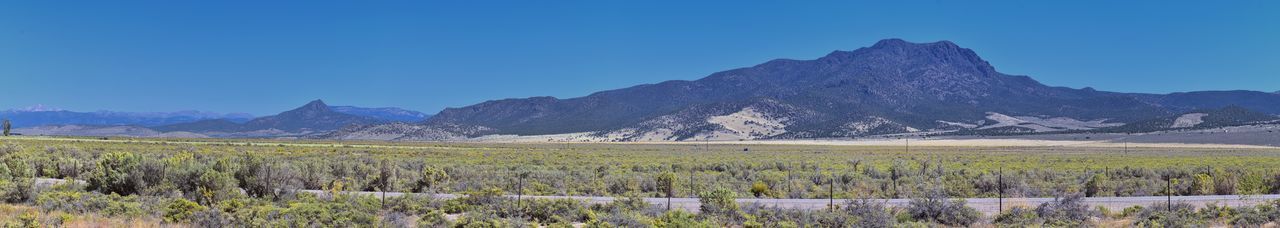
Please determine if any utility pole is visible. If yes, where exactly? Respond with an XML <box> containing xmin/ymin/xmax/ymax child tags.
<box><xmin>664</xmin><ymin>166</ymin><xmax>673</xmax><ymax>211</ymax></box>
<box><xmin>689</xmin><ymin>161</ymin><xmax>696</xmax><ymax>197</ymax></box>
<box><xmin>666</xmin><ymin>187</ymin><xmax>672</xmax><ymax>211</ymax></box>
<box><xmin>906</xmin><ymin>137</ymin><xmax>910</xmax><ymax>153</ymax></box>
<box><xmin>516</xmin><ymin>171</ymin><xmax>527</xmax><ymax>217</ymax></box>
<box><xmin>379</xmin><ymin>160</ymin><xmax>388</xmax><ymax>209</ymax></box>
<box><xmin>517</xmin><ymin>172</ymin><xmax>525</xmax><ymax>205</ymax></box>
<box><xmin>1166</xmin><ymin>176</ymin><xmax>1172</xmax><ymax>210</ymax></box>
<box><xmin>998</xmin><ymin>167</ymin><xmax>1004</xmax><ymax>213</ymax></box>
<box><xmin>778</xmin><ymin>162</ymin><xmax>788</xmax><ymax>197</ymax></box>
<box><xmin>828</xmin><ymin>171</ymin><xmax>835</xmax><ymax>213</ymax></box>
<box><xmin>266</xmin><ymin>162</ymin><xmax>274</xmax><ymax>200</ymax></box>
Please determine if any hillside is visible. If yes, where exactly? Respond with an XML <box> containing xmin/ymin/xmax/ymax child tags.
<box><xmin>330</xmin><ymin>106</ymin><xmax>431</xmax><ymax>122</ymax></box>
<box><xmin>328</xmin><ymin>39</ymin><xmax>1280</xmax><ymax>141</ymax></box>
<box><xmin>1095</xmin><ymin>106</ymin><xmax>1280</xmax><ymax>133</ymax></box>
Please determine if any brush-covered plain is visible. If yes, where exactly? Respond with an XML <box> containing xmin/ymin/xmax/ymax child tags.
<box><xmin>3</xmin><ymin>136</ymin><xmax>1280</xmax><ymax>227</ymax></box>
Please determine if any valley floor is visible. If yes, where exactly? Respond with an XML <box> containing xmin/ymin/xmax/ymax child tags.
<box><xmin>4</xmin><ymin>135</ymin><xmax>1280</xmax><ymax>227</ymax></box>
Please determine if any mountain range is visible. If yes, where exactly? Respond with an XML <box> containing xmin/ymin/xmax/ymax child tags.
<box><xmin>0</xmin><ymin>107</ymin><xmax>254</xmax><ymax>128</ymax></box>
<box><xmin>7</xmin><ymin>100</ymin><xmax>430</xmax><ymax>137</ymax></box>
<box><xmin>8</xmin><ymin>39</ymin><xmax>1277</xmax><ymax>141</ymax></box>
<box><xmin>153</xmin><ymin>100</ymin><xmax>393</xmax><ymax>134</ymax></box>
<box><xmin>326</xmin><ymin>39</ymin><xmax>1280</xmax><ymax>141</ymax></box>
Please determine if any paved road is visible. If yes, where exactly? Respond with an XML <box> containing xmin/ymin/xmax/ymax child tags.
<box><xmin>295</xmin><ymin>189</ymin><xmax>1280</xmax><ymax>215</ymax></box>
<box><xmin>35</xmin><ymin>178</ymin><xmax>1278</xmax><ymax>215</ymax></box>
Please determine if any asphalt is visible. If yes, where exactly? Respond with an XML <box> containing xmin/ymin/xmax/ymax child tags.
<box><xmin>293</xmin><ymin>189</ymin><xmax>1280</xmax><ymax>215</ymax></box>
<box><xmin>35</xmin><ymin>178</ymin><xmax>1279</xmax><ymax>215</ymax></box>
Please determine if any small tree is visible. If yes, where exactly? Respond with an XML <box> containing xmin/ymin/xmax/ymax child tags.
<box><xmin>2</xmin><ymin>119</ymin><xmax>9</xmax><ymax>136</ymax></box>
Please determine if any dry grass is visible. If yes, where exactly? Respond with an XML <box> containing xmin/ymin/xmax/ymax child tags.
<box><xmin>0</xmin><ymin>204</ymin><xmax>173</xmax><ymax>228</ymax></box>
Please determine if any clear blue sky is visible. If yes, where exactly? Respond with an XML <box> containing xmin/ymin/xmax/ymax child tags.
<box><xmin>3</xmin><ymin>1</ymin><xmax>1277</xmax><ymax>115</ymax></box>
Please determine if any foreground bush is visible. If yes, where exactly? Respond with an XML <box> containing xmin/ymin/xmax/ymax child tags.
<box><xmin>906</xmin><ymin>191</ymin><xmax>980</xmax><ymax>226</ymax></box>
<box><xmin>994</xmin><ymin>206</ymin><xmax>1040</xmax><ymax>226</ymax></box>
<box><xmin>35</xmin><ymin>190</ymin><xmax>146</xmax><ymax>218</ymax></box>
<box><xmin>698</xmin><ymin>188</ymin><xmax>739</xmax><ymax>218</ymax></box>
<box><xmin>87</xmin><ymin>152</ymin><xmax>142</xmax><ymax>196</ymax></box>
<box><xmin>1133</xmin><ymin>202</ymin><xmax>1204</xmax><ymax>227</ymax></box>
<box><xmin>1036</xmin><ymin>193</ymin><xmax>1096</xmax><ymax>226</ymax></box>
<box><xmin>163</xmin><ymin>198</ymin><xmax>205</xmax><ymax>223</ymax></box>
<box><xmin>845</xmin><ymin>198</ymin><xmax>895</xmax><ymax>227</ymax></box>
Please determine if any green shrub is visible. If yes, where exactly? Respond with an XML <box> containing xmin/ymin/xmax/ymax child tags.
<box><xmin>417</xmin><ymin>210</ymin><xmax>451</xmax><ymax>228</ymax></box>
<box><xmin>0</xmin><ymin>177</ymin><xmax>32</xmax><ymax>204</ymax></box>
<box><xmin>1036</xmin><ymin>194</ymin><xmax>1095</xmax><ymax>226</ymax></box>
<box><xmin>1228</xmin><ymin>206</ymin><xmax>1269</xmax><ymax>227</ymax></box>
<box><xmin>1191</xmin><ymin>174</ymin><xmax>1214</xmax><ymax>195</ymax></box>
<box><xmin>845</xmin><ymin>198</ymin><xmax>894</xmax><ymax>227</ymax></box>
<box><xmin>35</xmin><ymin>190</ymin><xmax>144</xmax><ymax>218</ymax></box>
<box><xmin>87</xmin><ymin>152</ymin><xmax>142</xmax><ymax>195</ymax></box>
<box><xmin>384</xmin><ymin>195</ymin><xmax>440</xmax><ymax>215</ymax></box>
<box><xmin>1086</xmin><ymin>173</ymin><xmax>1108</xmax><ymax>197</ymax></box>
<box><xmin>993</xmin><ymin>207</ymin><xmax>1040</xmax><ymax>226</ymax></box>
<box><xmin>163</xmin><ymin>198</ymin><xmax>206</xmax><ymax>223</ymax></box>
<box><xmin>655</xmin><ymin>172</ymin><xmax>676</xmax><ymax>198</ymax></box>
<box><xmin>749</xmin><ymin>181</ymin><xmax>768</xmax><ymax>198</ymax></box>
<box><xmin>13</xmin><ymin>211</ymin><xmax>39</xmax><ymax>228</ymax></box>
<box><xmin>906</xmin><ymin>191</ymin><xmax>980</xmax><ymax>226</ymax></box>
<box><xmin>698</xmin><ymin>188</ymin><xmax>739</xmax><ymax>217</ymax></box>
<box><xmin>453</xmin><ymin>214</ymin><xmax>507</xmax><ymax>228</ymax></box>
<box><xmin>0</xmin><ymin>156</ymin><xmax>34</xmax><ymax>203</ymax></box>
<box><xmin>442</xmin><ymin>198</ymin><xmax>469</xmax><ymax>214</ymax></box>
<box><xmin>521</xmin><ymin>198</ymin><xmax>584</xmax><ymax>223</ymax></box>
<box><xmin>1133</xmin><ymin>202</ymin><xmax>1205</xmax><ymax>227</ymax></box>
<box><xmin>193</xmin><ymin>168</ymin><xmax>239</xmax><ymax>205</ymax></box>
<box><xmin>416</xmin><ymin>166</ymin><xmax>449</xmax><ymax>193</ymax></box>
<box><xmin>1120</xmin><ymin>205</ymin><xmax>1144</xmax><ymax>218</ymax></box>
<box><xmin>654</xmin><ymin>210</ymin><xmax>713</xmax><ymax>228</ymax></box>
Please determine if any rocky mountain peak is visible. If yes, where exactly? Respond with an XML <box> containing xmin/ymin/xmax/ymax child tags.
<box><xmin>869</xmin><ymin>38</ymin><xmax>958</xmax><ymax>49</ymax></box>
<box><xmin>295</xmin><ymin>99</ymin><xmax>331</xmax><ymax>113</ymax></box>
<box><xmin>819</xmin><ymin>39</ymin><xmax>995</xmax><ymax>77</ymax></box>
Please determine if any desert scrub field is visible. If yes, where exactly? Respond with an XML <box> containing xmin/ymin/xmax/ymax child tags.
<box><xmin>5</xmin><ymin>137</ymin><xmax>1280</xmax><ymax>199</ymax></box>
<box><xmin>3</xmin><ymin>136</ymin><xmax>1280</xmax><ymax>226</ymax></box>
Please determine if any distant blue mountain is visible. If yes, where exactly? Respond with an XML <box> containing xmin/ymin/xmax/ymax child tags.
<box><xmin>4</xmin><ymin>101</ymin><xmax>429</xmax><ymax>136</ymax></box>
<box><xmin>330</xmin><ymin>106</ymin><xmax>431</xmax><ymax>122</ymax></box>
<box><xmin>0</xmin><ymin>107</ymin><xmax>253</xmax><ymax>128</ymax></box>
<box><xmin>154</xmin><ymin>100</ymin><xmax>413</xmax><ymax>133</ymax></box>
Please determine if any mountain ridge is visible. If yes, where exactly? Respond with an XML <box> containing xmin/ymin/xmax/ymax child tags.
<box><xmin>156</xmin><ymin>100</ymin><xmax>386</xmax><ymax>133</ymax></box>
<box><xmin>330</xmin><ymin>38</ymin><xmax>1280</xmax><ymax>141</ymax></box>
<box><xmin>0</xmin><ymin>109</ymin><xmax>253</xmax><ymax>128</ymax></box>
<box><xmin>330</xmin><ymin>106</ymin><xmax>431</xmax><ymax>122</ymax></box>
